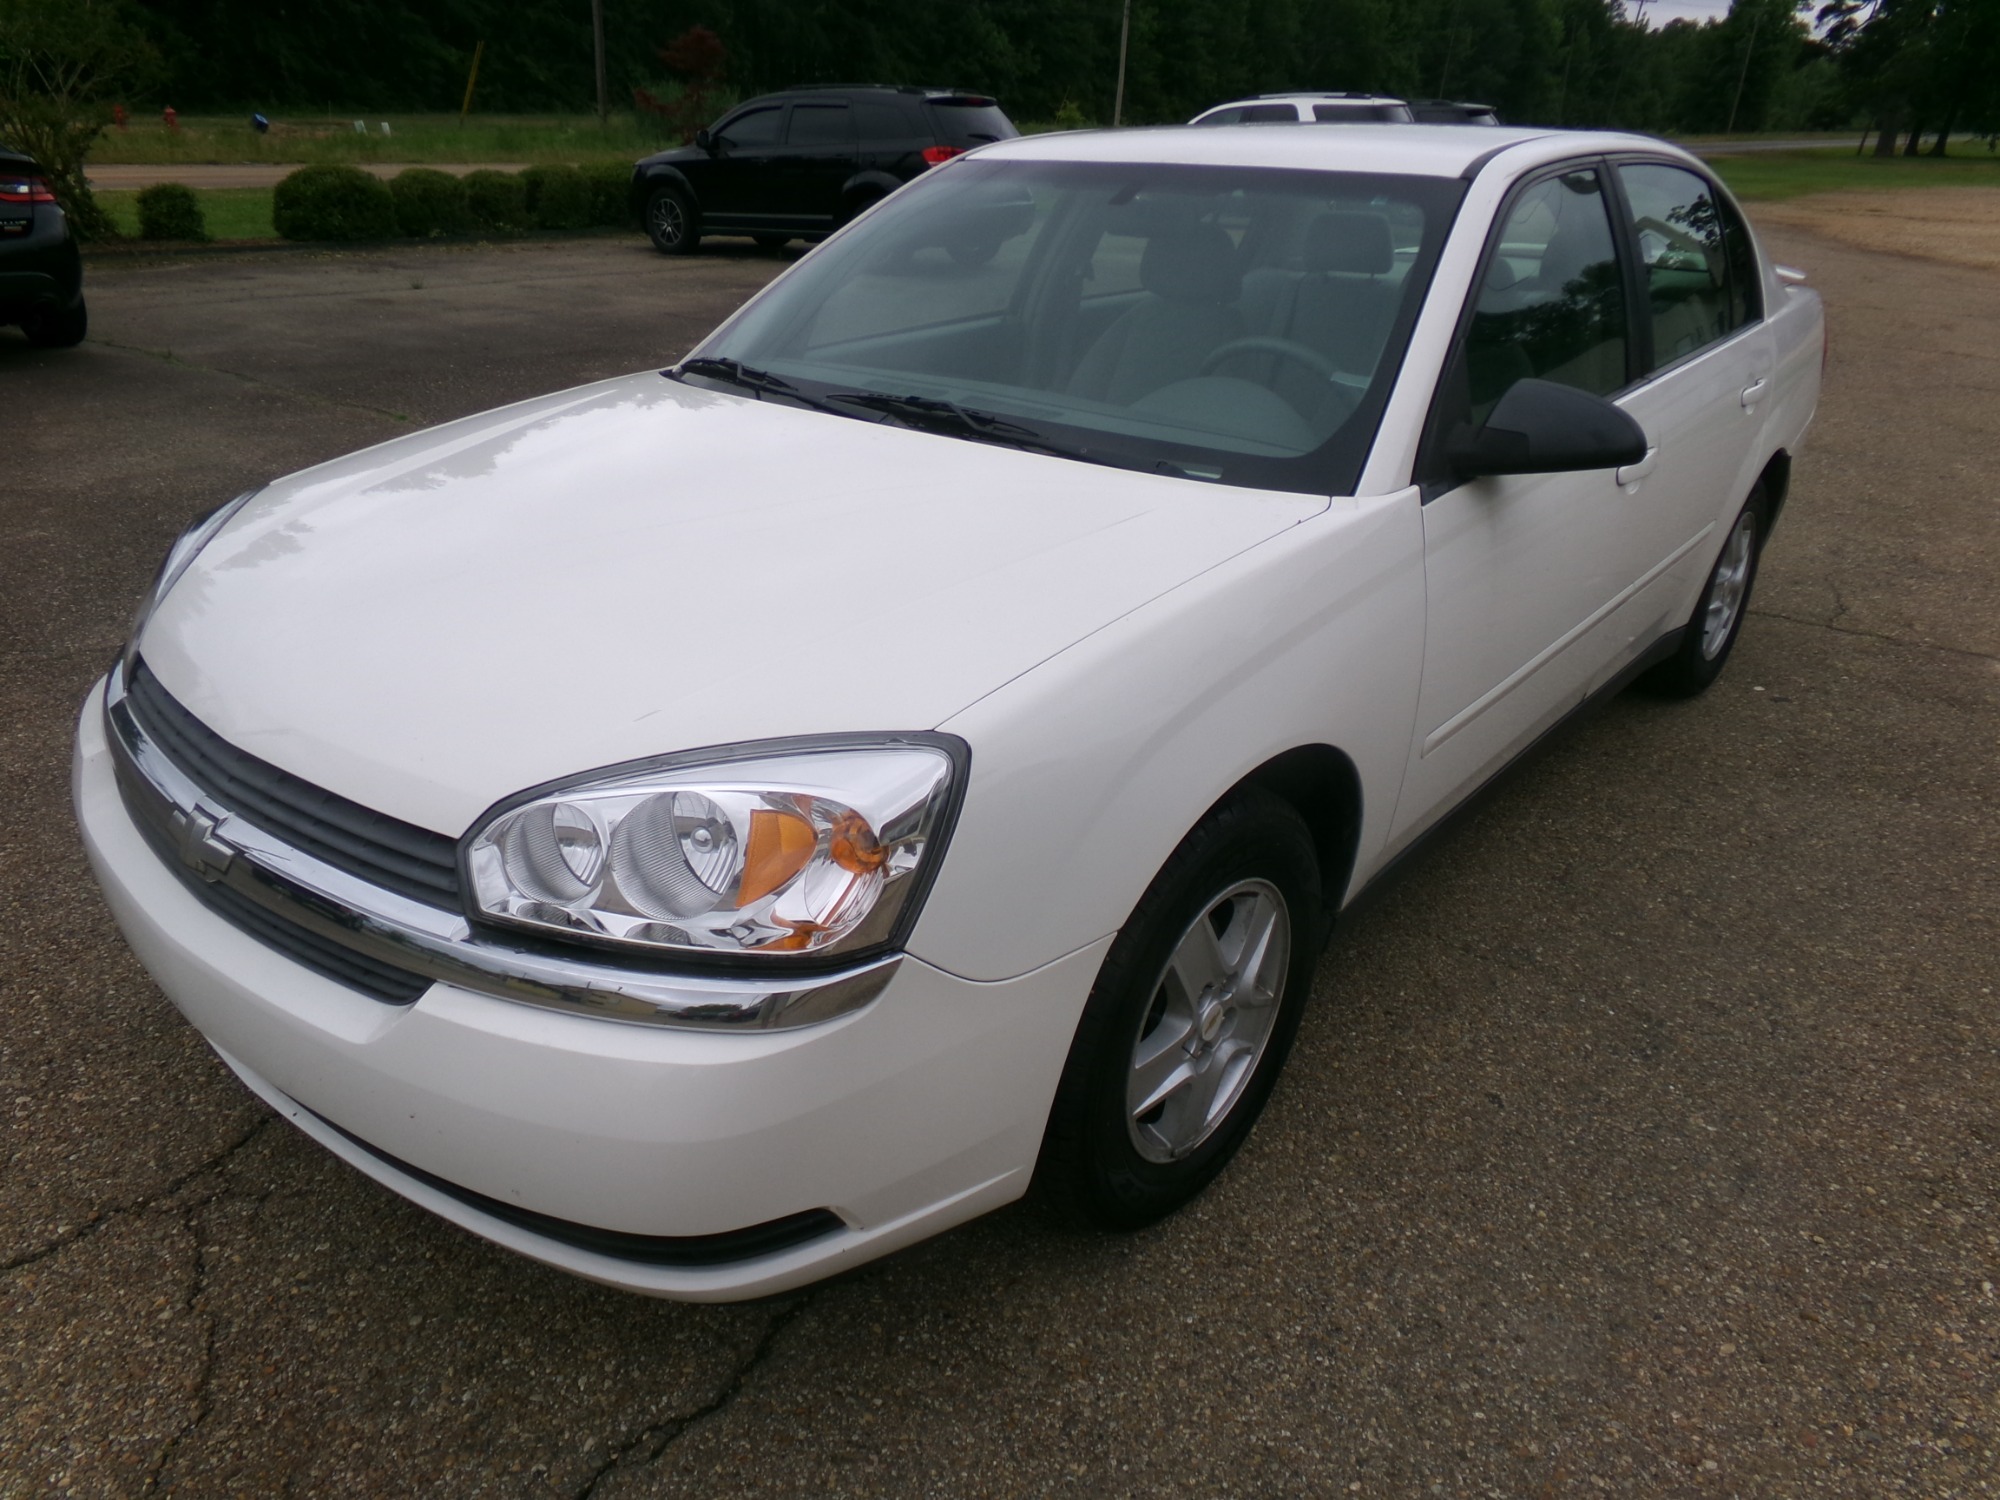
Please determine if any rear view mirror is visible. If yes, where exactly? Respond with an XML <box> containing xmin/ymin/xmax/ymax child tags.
<box><xmin>1448</xmin><ymin>377</ymin><xmax>1647</xmax><ymax>479</ymax></box>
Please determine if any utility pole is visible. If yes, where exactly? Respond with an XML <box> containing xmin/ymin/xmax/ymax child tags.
<box><xmin>1724</xmin><ymin>4</ymin><xmax>1764</xmax><ymax>134</ymax></box>
<box><xmin>1113</xmin><ymin>0</ymin><xmax>1132</xmax><ymax>126</ymax></box>
<box><xmin>592</xmin><ymin>0</ymin><xmax>608</xmax><ymax>125</ymax></box>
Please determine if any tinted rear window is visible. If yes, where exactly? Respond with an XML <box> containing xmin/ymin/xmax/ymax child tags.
<box><xmin>926</xmin><ymin>100</ymin><xmax>1018</xmax><ymax>146</ymax></box>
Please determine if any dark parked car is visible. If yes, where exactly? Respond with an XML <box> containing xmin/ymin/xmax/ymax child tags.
<box><xmin>630</xmin><ymin>86</ymin><xmax>1018</xmax><ymax>254</ymax></box>
<box><xmin>1409</xmin><ymin>99</ymin><xmax>1503</xmax><ymax>125</ymax></box>
<box><xmin>0</xmin><ymin>148</ymin><xmax>85</xmax><ymax>347</ymax></box>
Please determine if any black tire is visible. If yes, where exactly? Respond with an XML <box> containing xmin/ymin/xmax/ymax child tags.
<box><xmin>753</xmin><ymin>234</ymin><xmax>790</xmax><ymax>252</ymax></box>
<box><xmin>1639</xmin><ymin>485</ymin><xmax>1769</xmax><ymax>699</ymax></box>
<box><xmin>643</xmin><ymin>186</ymin><xmax>699</xmax><ymax>255</ymax></box>
<box><xmin>1036</xmin><ymin>788</ymin><xmax>1323</xmax><ymax>1231</ymax></box>
<box><xmin>22</xmin><ymin>296</ymin><xmax>87</xmax><ymax>349</ymax></box>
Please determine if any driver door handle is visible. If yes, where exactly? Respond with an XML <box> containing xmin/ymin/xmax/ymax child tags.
<box><xmin>1616</xmin><ymin>448</ymin><xmax>1658</xmax><ymax>488</ymax></box>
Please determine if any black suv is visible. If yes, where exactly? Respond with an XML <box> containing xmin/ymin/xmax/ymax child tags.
<box><xmin>0</xmin><ymin>148</ymin><xmax>85</xmax><ymax>347</ymax></box>
<box><xmin>631</xmin><ymin>86</ymin><xmax>1018</xmax><ymax>254</ymax></box>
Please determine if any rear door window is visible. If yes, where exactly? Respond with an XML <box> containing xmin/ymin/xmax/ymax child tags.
<box><xmin>1239</xmin><ymin>104</ymin><xmax>1301</xmax><ymax>123</ymax></box>
<box><xmin>1617</xmin><ymin>162</ymin><xmax>1740</xmax><ymax>369</ymax></box>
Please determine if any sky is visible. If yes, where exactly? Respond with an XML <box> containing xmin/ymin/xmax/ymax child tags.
<box><xmin>1633</xmin><ymin>0</ymin><xmax>1745</xmax><ymax>24</ymax></box>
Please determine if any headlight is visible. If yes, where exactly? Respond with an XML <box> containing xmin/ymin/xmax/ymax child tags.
<box><xmin>123</xmin><ymin>487</ymin><xmax>263</xmax><ymax>673</ymax></box>
<box><xmin>466</xmin><ymin>739</ymin><xmax>962</xmax><ymax>961</ymax></box>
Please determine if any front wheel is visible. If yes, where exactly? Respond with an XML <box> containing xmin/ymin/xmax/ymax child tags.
<box><xmin>1639</xmin><ymin>486</ymin><xmax>1767</xmax><ymax>698</ymax></box>
<box><xmin>644</xmin><ymin>186</ymin><xmax>699</xmax><ymax>255</ymax></box>
<box><xmin>22</xmin><ymin>296</ymin><xmax>87</xmax><ymax>349</ymax></box>
<box><xmin>1036</xmin><ymin>789</ymin><xmax>1322</xmax><ymax>1230</ymax></box>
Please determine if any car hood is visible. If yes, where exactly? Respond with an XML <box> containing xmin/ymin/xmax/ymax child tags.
<box><xmin>139</xmin><ymin>374</ymin><xmax>1323</xmax><ymax>835</ymax></box>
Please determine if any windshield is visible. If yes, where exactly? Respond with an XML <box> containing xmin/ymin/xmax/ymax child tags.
<box><xmin>693</xmin><ymin>159</ymin><xmax>1466</xmax><ymax>495</ymax></box>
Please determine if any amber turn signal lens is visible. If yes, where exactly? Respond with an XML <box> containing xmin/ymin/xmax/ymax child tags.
<box><xmin>738</xmin><ymin>807</ymin><xmax>816</xmax><ymax>905</ymax></box>
<box><xmin>828</xmin><ymin>810</ymin><xmax>886</xmax><ymax>874</ymax></box>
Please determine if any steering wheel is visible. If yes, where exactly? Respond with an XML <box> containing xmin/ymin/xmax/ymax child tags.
<box><xmin>1200</xmin><ymin>336</ymin><xmax>1345</xmax><ymax>383</ymax></box>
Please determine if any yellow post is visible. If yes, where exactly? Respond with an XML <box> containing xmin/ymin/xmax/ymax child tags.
<box><xmin>460</xmin><ymin>41</ymin><xmax>484</xmax><ymax>125</ymax></box>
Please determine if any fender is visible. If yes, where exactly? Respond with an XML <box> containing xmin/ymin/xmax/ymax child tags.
<box><xmin>632</xmin><ymin>163</ymin><xmax>703</xmax><ymax>219</ymax></box>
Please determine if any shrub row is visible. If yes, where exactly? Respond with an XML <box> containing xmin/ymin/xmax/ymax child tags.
<box><xmin>272</xmin><ymin>162</ymin><xmax>634</xmax><ymax>243</ymax></box>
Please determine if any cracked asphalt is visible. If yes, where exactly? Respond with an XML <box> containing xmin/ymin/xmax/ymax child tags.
<box><xmin>3</xmin><ymin>219</ymin><xmax>1995</xmax><ymax>1497</ymax></box>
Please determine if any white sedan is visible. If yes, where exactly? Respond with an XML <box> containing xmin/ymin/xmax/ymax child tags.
<box><xmin>75</xmin><ymin>126</ymin><xmax>1823</xmax><ymax>1300</ymax></box>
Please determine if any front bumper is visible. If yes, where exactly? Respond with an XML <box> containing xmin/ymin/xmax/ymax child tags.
<box><xmin>74</xmin><ymin>679</ymin><xmax>1104</xmax><ymax>1299</ymax></box>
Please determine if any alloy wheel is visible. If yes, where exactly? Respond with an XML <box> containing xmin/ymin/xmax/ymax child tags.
<box><xmin>1701</xmin><ymin>509</ymin><xmax>1757</xmax><ymax>660</ymax></box>
<box><xmin>1125</xmin><ymin>879</ymin><xmax>1291</xmax><ymax>1163</ymax></box>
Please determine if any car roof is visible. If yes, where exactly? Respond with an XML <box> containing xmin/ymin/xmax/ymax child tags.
<box><xmin>981</xmin><ymin>124</ymin><xmax>1679</xmax><ymax>179</ymax></box>
<box><xmin>756</xmin><ymin>85</ymin><xmax>995</xmax><ymax>102</ymax></box>
<box><xmin>1246</xmin><ymin>93</ymin><xmax>1405</xmax><ymax>105</ymax></box>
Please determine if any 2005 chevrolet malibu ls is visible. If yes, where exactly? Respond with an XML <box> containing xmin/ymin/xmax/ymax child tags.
<box><xmin>76</xmin><ymin>126</ymin><xmax>1823</xmax><ymax>1300</ymax></box>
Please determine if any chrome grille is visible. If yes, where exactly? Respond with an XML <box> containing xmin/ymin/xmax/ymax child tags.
<box><xmin>125</xmin><ymin>660</ymin><xmax>462</xmax><ymax>910</ymax></box>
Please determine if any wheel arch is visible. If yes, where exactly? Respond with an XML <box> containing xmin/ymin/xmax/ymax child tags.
<box><xmin>1758</xmin><ymin>448</ymin><xmax>1792</xmax><ymax>529</ymax></box>
<box><xmin>634</xmin><ymin>166</ymin><xmax>700</xmax><ymax>218</ymax></box>
<box><xmin>1236</xmin><ymin>743</ymin><xmax>1364</xmax><ymax>930</ymax></box>
<box><xmin>839</xmin><ymin>171</ymin><xmax>902</xmax><ymax>218</ymax></box>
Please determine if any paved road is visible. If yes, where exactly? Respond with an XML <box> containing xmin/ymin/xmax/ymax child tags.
<box><xmin>3</xmin><ymin>225</ymin><xmax>1996</xmax><ymax>1497</ymax></box>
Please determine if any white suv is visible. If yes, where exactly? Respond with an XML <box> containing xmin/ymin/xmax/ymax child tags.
<box><xmin>1190</xmin><ymin>93</ymin><xmax>1414</xmax><ymax>125</ymax></box>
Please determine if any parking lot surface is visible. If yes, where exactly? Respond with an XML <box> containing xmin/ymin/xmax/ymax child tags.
<box><xmin>3</xmin><ymin>223</ymin><xmax>1996</xmax><ymax>1497</ymax></box>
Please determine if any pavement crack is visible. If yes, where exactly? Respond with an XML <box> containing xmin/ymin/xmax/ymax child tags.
<box><xmin>142</xmin><ymin>1198</ymin><xmax>223</xmax><ymax>1495</ymax></box>
<box><xmin>1748</xmin><ymin>607</ymin><xmax>2000</xmax><ymax>664</ymax></box>
<box><xmin>0</xmin><ymin>1114</ymin><xmax>270</xmax><ymax>1275</ymax></box>
<box><xmin>88</xmin><ymin>336</ymin><xmax>414</xmax><ymax>425</ymax></box>
<box><xmin>570</xmin><ymin>1293</ymin><xmax>818</xmax><ymax>1498</ymax></box>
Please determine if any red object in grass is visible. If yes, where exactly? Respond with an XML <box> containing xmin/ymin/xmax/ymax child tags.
<box><xmin>163</xmin><ymin>106</ymin><xmax>177</xmax><ymax>130</ymax></box>
<box><xmin>920</xmin><ymin>145</ymin><xmax>963</xmax><ymax>167</ymax></box>
<box><xmin>113</xmin><ymin>103</ymin><xmax>128</xmax><ymax>129</ymax></box>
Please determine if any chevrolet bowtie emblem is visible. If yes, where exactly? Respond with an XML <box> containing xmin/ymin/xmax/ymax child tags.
<box><xmin>169</xmin><ymin>805</ymin><xmax>236</xmax><ymax>881</ymax></box>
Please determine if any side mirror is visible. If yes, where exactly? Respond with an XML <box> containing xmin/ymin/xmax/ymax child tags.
<box><xmin>1447</xmin><ymin>377</ymin><xmax>1648</xmax><ymax>479</ymax></box>
<box><xmin>694</xmin><ymin>127</ymin><xmax>714</xmax><ymax>153</ymax></box>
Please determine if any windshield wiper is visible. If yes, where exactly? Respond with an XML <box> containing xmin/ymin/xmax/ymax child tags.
<box><xmin>666</xmin><ymin>357</ymin><xmax>851</xmax><ymax>418</ymax></box>
<box><xmin>824</xmin><ymin>392</ymin><xmax>1087</xmax><ymax>460</ymax></box>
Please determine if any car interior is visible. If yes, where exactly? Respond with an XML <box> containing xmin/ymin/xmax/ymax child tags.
<box><xmin>715</xmin><ymin>163</ymin><xmax>1455</xmax><ymax>480</ymax></box>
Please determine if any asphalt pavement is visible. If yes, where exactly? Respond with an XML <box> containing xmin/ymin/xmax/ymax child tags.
<box><xmin>2</xmin><ymin>222</ymin><xmax>1995</xmax><ymax>1497</ymax></box>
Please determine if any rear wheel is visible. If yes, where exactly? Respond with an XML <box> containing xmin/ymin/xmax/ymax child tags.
<box><xmin>1639</xmin><ymin>486</ymin><xmax>1767</xmax><ymax>699</ymax></box>
<box><xmin>1036</xmin><ymin>789</ymin><xmax>1322</xmax><ymax>1230</ymax></box>
<box><xmin>838</xmin><ymin>191</ymin><xmax>884</xmax><ymax>228</ymax></box>
<box><xmin>644</xmin><ymin>186</ymin><xmax>699</xmax><ymax>255</ymax></box>
<box><xmin>22</xmin><ymin>296</ymin><xmax>86</xmax><ymax>349</ymax></box>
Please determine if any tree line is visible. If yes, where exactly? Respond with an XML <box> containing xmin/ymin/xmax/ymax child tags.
<box><xmin>6</xmin><ymin>0</ymin><xmax>1998</xmax><ymax>148</ymax></box>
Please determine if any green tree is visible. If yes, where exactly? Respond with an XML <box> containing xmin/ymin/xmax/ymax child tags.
<box><xmin>0</xmin><ymin>0</ymin><xmax>156</xmax><ymax>239</ymax></box>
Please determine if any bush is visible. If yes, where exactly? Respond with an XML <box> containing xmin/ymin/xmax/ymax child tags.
<box><xmin>136</xmin><ymin>182</ymin><xmax>207</xmax><ymax>241</ymax></box>
<box><xmin>388</xmin><ymin>168</ymin><xmax>472</xmax><ymax>238</ymax></box>
<box><xmin>462</xmin><ymin>168</ymin><xmax>528</xmax><ymax>233</ymax></box>
<box><xmin>580</xmin><ymin>161</ymin><xmax>634</xmax><ymax>228</ymax></box>
<box><xmin>272</xmin><ymin>164</ymin><xmax>397</xmax><ymax>242</ymax></box>
<box><xmin>522</xmin><ymin>163</ymin><xmax>593</xmax><ymax>231</ymax></box>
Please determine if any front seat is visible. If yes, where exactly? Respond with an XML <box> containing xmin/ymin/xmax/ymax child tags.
<box><xmin>1069</xmin><ymin>223</ymin><xmax>1244</xmax><ymax>405</ymax></box>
